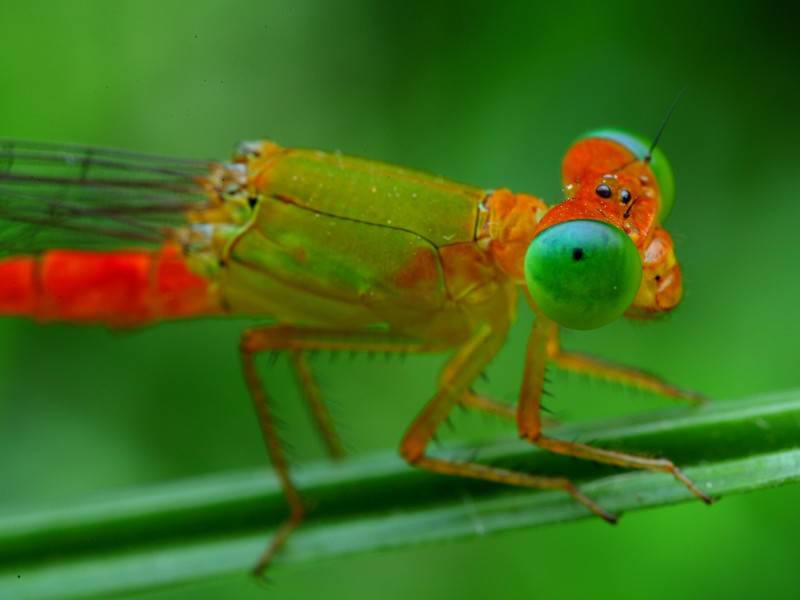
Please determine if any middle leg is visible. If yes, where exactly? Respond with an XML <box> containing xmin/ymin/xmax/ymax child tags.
<box><xmin>400</xmin><ymin>323</ymin><xmax>616</xmax><ymax>523</ymax></box>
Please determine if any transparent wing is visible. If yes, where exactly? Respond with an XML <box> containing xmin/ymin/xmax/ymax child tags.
<box><xmin>0</xmin><ymin>139</ymin><xmax>216</xmax><ymax>256</ymax></box>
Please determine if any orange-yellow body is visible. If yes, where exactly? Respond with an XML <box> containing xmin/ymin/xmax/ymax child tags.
<box><xmin>0</xmin><ymin>133</ymin><xmax>708</xmax><ymax>579</ymax></box>
<box><xmin>0</xmin><ymin>138</ymin><xmax>679</xmax><ymax>332</ymax></box>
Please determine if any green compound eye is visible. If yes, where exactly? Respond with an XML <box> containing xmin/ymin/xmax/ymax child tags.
<box><xmin>580</xmin><ymin>128</ymin><xmax>675</xmax><ymax>222</ymax></box>
<box><xmin>525</xmin><ymin>219</ymin><xmax>642</xmax><ymax>330</ymax></box>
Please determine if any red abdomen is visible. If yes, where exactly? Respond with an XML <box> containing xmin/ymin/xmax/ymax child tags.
<box><xmin>0</xmin><ymin>245</ymin><xmax>221</xmax><ymax>327</ymax></box>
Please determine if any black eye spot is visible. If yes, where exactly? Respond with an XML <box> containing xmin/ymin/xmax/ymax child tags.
<box><xmin>595</xmin><ymin>184</ymin><xmax>612</xmax><ymax>199</ymax></box>
<box><xmin>620</xmin><ymin>189</ymin><xmax>632</xmax><ymax>204</ymax></box>
<box><xmin>572</xmin><ymin>248</ymin><xmax>584</xmax><ymax>261</ymax></box>
<box><xmin>248</xmin><ymin>196</ymin><xmax>258</xmax><ymax>208</ymax></box>
<box><xmin>654</xmin><ymin>275</ymin><xmax>662</xmax><ymax>282</ymax></box>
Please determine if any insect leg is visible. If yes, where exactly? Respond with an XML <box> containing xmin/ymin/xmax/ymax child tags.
<box><xmin>459</xmin><ymin>390</ymin><xmax>515</xmax><ymax>421</ymax></box>
<box><xmin>518</xmin><ymin>313</ymin><xmax>713</xmax><ymax>505</ymax></box>
<box><xmin>400</xmin><ymin>324</ymin><xmax>615</xmax><ymax>523</ymax></box>
<box><xmin>458</xmin><ymin>391</ymin><xmax>560</xmax><ymax>429</ymax></box>
<box><xmin>289</xmin><ymin>351</ymin><xmax>345</xmax><ymax>459</ymax></box>
<box><xmin>545</xmin><ymin>320</ymin><xmax>706</xmax><ymax>404</ymax></box>
<box><xmin>240</xmin><ymin>324</ymin><xmax>447</xmax><ymax>577</ymax></box>
<box><xmin>240</xmin><ymin>331</ymin><xmax>305</xmax><ymax>578</ymax></box>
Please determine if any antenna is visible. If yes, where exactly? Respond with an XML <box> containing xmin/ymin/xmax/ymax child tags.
<box><xmin>646</xmin><ymin>87</ymin><xmax>686</xmax><ymax>162</ymax></box>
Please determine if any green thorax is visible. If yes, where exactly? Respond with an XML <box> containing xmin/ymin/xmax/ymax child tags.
<box><xmin>246</xmin><ymin>143</ymin><xmax>485</xmax><ymax>247</ymax></box>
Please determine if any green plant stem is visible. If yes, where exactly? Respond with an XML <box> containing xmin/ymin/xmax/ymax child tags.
<box><xmin>2</xmin><ymin>388</ymin><xmax>800</xmax><ymax>600</ymax></box>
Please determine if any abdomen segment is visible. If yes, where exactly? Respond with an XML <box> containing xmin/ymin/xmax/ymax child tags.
<box><xmin>0</xmin><ymin>244</ymin><xmax>221</xmax><ymax>327</ymax></box>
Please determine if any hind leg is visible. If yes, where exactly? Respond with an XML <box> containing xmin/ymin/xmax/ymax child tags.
<box><xmin>240</xmin><ymin>325</ymin><xmax>449</xmax><ymax>576</ymax></box>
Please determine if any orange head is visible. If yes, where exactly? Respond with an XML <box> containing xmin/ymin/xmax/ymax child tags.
<box><xmin>556</xmin><ymin>130</ymin><xmax>682</xmax><ymax>321</ymax></box>
<box><xmin>627</xmin><ymin>227</ymin><xmax>683</xmax><ymax>317</ymax></box>
<box><xmin>562</xmin><ymin>130</ymin><xmax>683</xmax><ymax>318</ymax></box>
<box><xmin>487</xmin><ymin>129</ymin><xmax>684</xmax><ymax>329</ymax></box>
<box><xmin>561</xmin><ymin>130</ymin><xmax>675</xmax><ymax>230</ymax></box>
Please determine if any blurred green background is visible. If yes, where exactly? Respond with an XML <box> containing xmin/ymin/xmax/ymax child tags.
<box><xmin>1</xmin><ymin>1</ymin><xmax>799</xmax><ymax>598</ymax></box>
